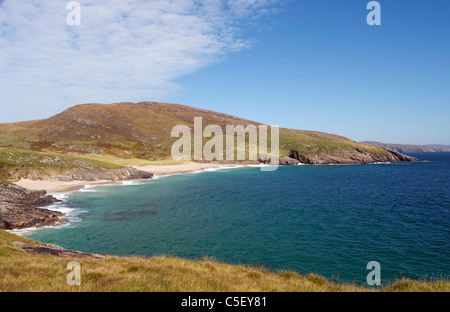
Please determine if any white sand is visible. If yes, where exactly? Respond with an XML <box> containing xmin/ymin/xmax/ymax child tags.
<box><xmin>134</xmin><ymin>162</ymin><xmax>244</xmax><ymax>175</ymax></box>
<box><xmin>15</xmin><ymin>179</ymin><xmax>114</xmax><ymax>193</ymax></box>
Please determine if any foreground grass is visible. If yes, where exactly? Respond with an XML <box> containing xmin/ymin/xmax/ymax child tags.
<box><xmin>0</xmin><ymin>231</ymin><xmax>448</xmax><ymax>292</ymax></box>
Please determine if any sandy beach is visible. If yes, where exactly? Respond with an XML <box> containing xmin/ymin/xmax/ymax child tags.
<box><xmin>134</xmin><ymin>162</ymin><xmax>245</xmax><ymax>175</ymax></box>
<box><xmin>15</xmin><ymin>179</ymin><xmax>115</xmax><ymax>194</ymax></box>
<box><xmin>15</xmin><ymin>162</ymin><xmax>246</xmax><ymax>194</ymax></box>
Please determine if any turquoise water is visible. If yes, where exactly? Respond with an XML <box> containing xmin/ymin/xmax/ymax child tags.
<box><xmin>28</xmin><ymin>153</ymin><xmax>450</xmax><ymax>284</ymax></box>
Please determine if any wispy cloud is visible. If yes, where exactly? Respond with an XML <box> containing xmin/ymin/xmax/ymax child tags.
<box><xmin>0</xmin><ymin>0</ymin><xmax>280</xmax><ymax>117</ymax></box>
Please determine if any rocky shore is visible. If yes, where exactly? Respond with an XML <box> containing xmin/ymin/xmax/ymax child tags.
<box><xmin>0</xmin><ymin>167</ymin><xmax>154</xmax><ymax>230</ymax></box>
<box><xmin>0</xmin><ymin>184</ymin><xmax>63</xmax><ymax>230</ymax></box>
<box><xmin>0</xmin><ymin>153</ymin><xmax>415</xmax><ymax>231</ymax></box>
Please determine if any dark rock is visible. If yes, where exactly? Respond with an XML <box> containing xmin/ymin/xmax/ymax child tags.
<box><xmin>288</xmin><ymin>150</ymin><xmax>311</xmax><ymax>164</ymax></box>
<box><xmin>279</xmin><ymin>157</ymin><xmax>300</xmax><ymax>166</ymax></box>
<box><xmin>0</xmin><ymin>184</ymin><xmax>64</xmax><ymax>230</ymax></box>
<box><xmin>1</xmin><ymin>166</ymin><xmax>154</xmax><ymax>230</ymax></box>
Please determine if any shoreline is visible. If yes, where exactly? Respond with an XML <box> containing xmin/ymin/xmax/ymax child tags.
<box><xmin>9</xmin><ymin>160</ymin><xmax>414</xmax><ymax>233</ymax></box>
<box><xmin>14</xmin><ymin>159</ymin><xmax>414</xmax><ymax>194</ymax></box>
<box><xmin>15</xmin><ymin>162</ymin><xmax>248</xmax><ymax>194</ymax></box>
<box><xmin>6</xmin><ymin>159</ymin><xmax>447</xmax><ymax>290</ymax></box>
<box><xmin>4</xmin><ymin>160</ymin><xmax>367</xmax><ymax>235</ymax></box>
<box><xmin>8</xmin><ymin>162</ymin><xmax>250</xmax><ymax>235</ymax></box>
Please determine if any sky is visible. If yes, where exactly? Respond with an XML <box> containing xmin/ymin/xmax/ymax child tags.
<box><xmin>0</xmin><ymin>0</ymin><xmax>449</xmax><ymax>145</ymax></box>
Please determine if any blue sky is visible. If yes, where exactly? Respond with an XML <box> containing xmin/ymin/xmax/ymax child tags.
<box><xmin>1</xmin><ymin>0</ymin><xmax>449</xmax><ymax>144</ymax></box>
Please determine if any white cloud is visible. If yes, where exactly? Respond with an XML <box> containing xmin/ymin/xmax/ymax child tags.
<box><xmin>0</xmin><ymin>0</ymin><xmax>280</xmax><ymax>119</ymax></box>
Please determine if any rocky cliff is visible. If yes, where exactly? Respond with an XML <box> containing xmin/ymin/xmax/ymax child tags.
<box><xmin>0</xmin><ymin>184</ymin><xmax>62</xmax><ymax>230</ymax></box>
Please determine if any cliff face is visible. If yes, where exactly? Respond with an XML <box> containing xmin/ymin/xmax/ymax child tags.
<box><xmin>0</xmin><ymin>184</ymin><xmax>62</xmax><ymax>230</ymax></box>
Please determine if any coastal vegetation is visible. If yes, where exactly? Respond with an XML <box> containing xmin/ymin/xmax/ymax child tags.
<box><xmin>0</xmin><ymin>230</ymin><xmax>448</xmax><ymax>292</ymax></box>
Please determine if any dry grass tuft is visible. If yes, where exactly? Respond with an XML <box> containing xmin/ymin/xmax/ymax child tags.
<box><xmin>0</xmin><ymin>230</ymin><xmax>448</xmax><ymax>292</ymax></box>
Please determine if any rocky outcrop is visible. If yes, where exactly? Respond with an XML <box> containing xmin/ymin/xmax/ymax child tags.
<box><xmin>288</xmin><ymin>148</ymin><xmax>417</xmax><ymax>165</ymax></box>
<box><xmin>0</xmin><ymin>184</ymin><xmax>63</xmax><ymax>230</ymax></box>
<box><xmin>9</xmin><ymin>166</ymin><xmax>153</xmax><ymax>182</ymax></box>
<box><xmin>279</xmin><ymin>157</ymin><xmax>301</xmax><ymax>165</ymax></box>
<box><xmin>13</xmin><ymin>241</ymin><xmax>109</xmax><ymax>259</ymax></box>
<box><xmin>1</xmin><ymin>165</ymin><xmax>154</xmax><ymax>230</ymax></box>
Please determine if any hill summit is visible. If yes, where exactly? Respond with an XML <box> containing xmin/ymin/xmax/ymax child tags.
<box><xmin>0</xmin><ymin>101</ymin><xmax>415</xmax><ymax>164</ymax></box>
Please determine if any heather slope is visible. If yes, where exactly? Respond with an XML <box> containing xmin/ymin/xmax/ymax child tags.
<box><xmin>0</xmin><ymin>101</ymin><xmax>416</xmax><ymax>165</ymax></box>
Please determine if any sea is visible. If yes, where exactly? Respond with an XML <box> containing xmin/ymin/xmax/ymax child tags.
<box><xmin>21</xmin><ymin>152</ymin><xmax>449</xmax><ymax>285</ymax></box>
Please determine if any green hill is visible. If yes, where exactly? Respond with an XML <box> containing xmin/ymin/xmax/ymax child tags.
<box><xmin>0</xmin><ymin>101</ymin><xmax>415</xmax><ymax>172</ymax></box>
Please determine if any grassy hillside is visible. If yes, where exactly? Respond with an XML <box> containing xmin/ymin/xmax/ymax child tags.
<box><xmin>0</xmin><ymin>230</ymin><xmax>448</xmax><ymax>292</ymax></box>
<box><xmin>0</xmin><ymin>147</ymin><xmax>124</xmax><ymax>184</ymax></box>
<box><xmin>0</xmin><ymin>101</ymin><xmax>408</xmax><ymax>164</ymax></box>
